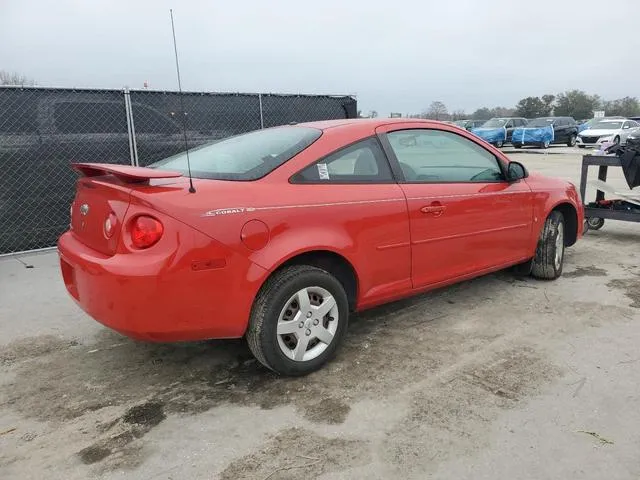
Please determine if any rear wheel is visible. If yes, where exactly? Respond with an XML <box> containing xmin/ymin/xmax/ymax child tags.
<box><xmin>246</xmin><ymin>265</ymin><xmax>349</xmax><ymax>376</ymax></box>
<box><xmin>531</xmin><ymin>211</ymin><xmax>565</xmax><ymax>280</ymax></box>
<box><xmin>613</xmin><ymin>136</ymin><xmax>620</xmax><ymax>145</ymax></box>
<box><xmin>540</xmin><ymin>140</ymin><xmax>550</xmax><ymax>149</ymax></box>
<box><xmin>513</xmin><ymin>143</ymin><xmax>522</xmax><ymax>149</ymax></box>
<box><xmin>494</xmin><ymin>141</ymin><xmax>504</xmax><ymax>148</ymax></box>
<box><xmin>567</xmin><ymin>134</ymin><xmax>577</xmax><ymax>147</ymax></box>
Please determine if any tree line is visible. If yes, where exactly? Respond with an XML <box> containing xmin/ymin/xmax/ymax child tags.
<box><xmin>414</xmin><ymin>90</ymin><xmax>640</xmax><ymax>122</ymax></box>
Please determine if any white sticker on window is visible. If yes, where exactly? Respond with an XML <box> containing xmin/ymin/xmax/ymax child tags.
<box><xmin>317</xmin><ymin>163</ymin><xmax>330</xmax><ymax>180</ymax></box>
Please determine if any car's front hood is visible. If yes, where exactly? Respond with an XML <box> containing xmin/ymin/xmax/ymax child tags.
<box><xmin>579</xmin><ymin>128</ymin><xmax>619</xmax><ymax>137</ymax></box>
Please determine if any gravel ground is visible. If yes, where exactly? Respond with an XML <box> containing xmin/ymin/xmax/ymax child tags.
<box><xmin>1</xmin><ymin>145</ymin><xmax>639</xmax><ymax>480</ymax></box>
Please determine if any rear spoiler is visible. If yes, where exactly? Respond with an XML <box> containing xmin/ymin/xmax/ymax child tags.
<box><xmin>72</xmin><ymin>163</ymin><xmax>183</xmax><ymax>183</ymax></box>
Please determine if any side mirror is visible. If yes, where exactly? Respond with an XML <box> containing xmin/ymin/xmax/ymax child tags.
<box><xmin>507</xmin><ymin>161</ymin><xmax>528</xmax><ymax>181</ymax></box>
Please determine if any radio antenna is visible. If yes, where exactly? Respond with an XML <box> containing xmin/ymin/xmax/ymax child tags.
<box><xmin>170</xmin><ymin>8</ymin><xmax>195</xmax><ymax>193</ymax></box>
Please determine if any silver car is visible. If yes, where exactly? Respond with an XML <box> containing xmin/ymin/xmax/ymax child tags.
<box><xmin>577</xmin><ymin>118</ymin><xmax>640</xmax><ymax>148</ymax></box>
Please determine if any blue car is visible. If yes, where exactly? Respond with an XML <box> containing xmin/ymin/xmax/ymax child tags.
<box><xmin>511</xmin><ymin>116</ymin><xmax>578</xmax><ymax>149</ymax></box>
<box><xmin>470</xmin><ymin>117</ymin><xmax>528</xmax><ymax>147</ymax></box>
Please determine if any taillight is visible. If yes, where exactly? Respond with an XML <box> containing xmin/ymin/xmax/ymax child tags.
<box><xmin>104</xmin><ymin>212</ymin><xmax>117</xmax><ymax>238</ymax></box>
<box><xmin>131</xmin><ymin>215</ymin><xmax>163</xmax><ymax>249</ymax></box>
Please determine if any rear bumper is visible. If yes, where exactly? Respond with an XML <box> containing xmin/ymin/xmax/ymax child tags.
<box><xmin>57</xmin><ymin>230</ymin><xmax>267</xmax><ymax>342</ymax></box>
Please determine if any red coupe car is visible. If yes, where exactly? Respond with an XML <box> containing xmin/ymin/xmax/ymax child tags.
<box><xmin>58</xmin><ymin>118</ymin><xmax>583</xmax><ymax>375</ymax></box>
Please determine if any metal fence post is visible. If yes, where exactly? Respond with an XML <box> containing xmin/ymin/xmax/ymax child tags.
<box><xmin>128</xmin><ymin>91</ymin><xmax>139</xmax><ymax>166</ymax></box>
<box><xmin>258</xmin><ymin>93</ymin><xmax>265</xmax><ymax>129</ymax></box>
<box><xmin>123</xmin><ymin>88</ymin><xmax>136</xmax><ymax>166</ymax></box>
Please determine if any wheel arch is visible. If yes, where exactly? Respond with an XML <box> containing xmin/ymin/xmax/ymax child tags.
<box><xmin>263</xmin><ymin>249</ymin><xmax>359</xmax><ymax>312</ymax></box>
<box><xmin>551</xmin><ymin>202</ymin><xmax>579</xmax><ymax>247</ymax></box>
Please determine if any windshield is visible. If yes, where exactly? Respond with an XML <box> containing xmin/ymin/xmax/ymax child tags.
<box><xmin>590</xmin><ymin>121</ymin><xmax>622</xmax><ymax>130</ymax></box>
<box><xmin>149</xmin><ymin>126</ymin><xmax>322</xmax><ymax>180</ymax></box>
<box><xmin>481</xmin><ymin>118</ymin><xmax>506</xmax><ymax>128</ymax></box>
<box><xmin>453</xmin><ymin>120</ymin><xmax>467</xmax><ymax>126</ymax></box>
<box><xmin>527</xmin><ymin>118</ymin><xmax>555</xmax><ymax>128</ymax></box>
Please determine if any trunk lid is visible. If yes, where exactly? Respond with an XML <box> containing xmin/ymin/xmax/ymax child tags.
<box><xmin>69</xmin><ymin>163</ymin><xmax>182</xmax><ymax>256</ymax></box>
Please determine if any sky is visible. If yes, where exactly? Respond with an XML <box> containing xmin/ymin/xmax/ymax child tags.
<box><xmin>2</xmin><ymin>0</ymin><xmax>639</xmax><ymax>116</ymax></box>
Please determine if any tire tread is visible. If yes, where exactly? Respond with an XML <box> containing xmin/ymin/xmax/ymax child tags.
<box><xmin>531</xmin><ymin>211</ymin><xmax>564</xmax><ymax>280</ymax></box>
<box><xmin>246</xmin><ymin>265</ymin><xmax>347</xmax><ymax>375</ymax></box>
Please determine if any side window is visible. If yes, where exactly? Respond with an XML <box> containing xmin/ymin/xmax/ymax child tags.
<box><xmin>387</xmin><ymin>129</ymin><xmax>504</xmax><ymax>183</ymax></box>
<box><xmin>292</xmin><ymin>137</ymin><xmax>393</xmax><ymax>183</ymax></box>
<box><xmin>516</xmin><ymin>119</ymin><xmax>525</xmax><ymax>127</ymax></box>
<box><xmin>623</xmin><ymin>121</ymin><xmax>630</xmax><ymax>129</ymax></box>
<box><xmin>505</xmin><ymin>120</ymin><xmax>514</xmax><ymax>128</ymax></box>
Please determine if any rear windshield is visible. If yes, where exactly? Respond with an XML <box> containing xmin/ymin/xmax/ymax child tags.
<box><xmin>149</xmin><ymin>126</ymin><xmax>322</xmax><ymax>180</ymax></box>
<box><xmin>481</xmin><ymin>118</ymin><xmax>506</xmax><ymax>128</ymax></box>
<box><xmin>527</xmin><ymin>118</ymin><xmax>555</xmax><ymax>127</ymax></box>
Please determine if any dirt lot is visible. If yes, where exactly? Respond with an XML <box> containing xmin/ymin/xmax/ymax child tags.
<box><xmin>1</xmin><ymin>146</ymin><xmax>639</xmax><ymax>480</ymax></box>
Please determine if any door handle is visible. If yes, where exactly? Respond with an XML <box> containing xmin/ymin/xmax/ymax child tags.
<box><xmin>420</xmin><ymin>203</ymin><xmax>446</xmax><ymax>216</ymax></box>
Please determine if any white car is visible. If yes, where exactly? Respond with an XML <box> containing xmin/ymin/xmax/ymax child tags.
<box><xmin>577</xmin><ymin>118</ymin><xmax>640</xmax><ymax>148</ymax></box>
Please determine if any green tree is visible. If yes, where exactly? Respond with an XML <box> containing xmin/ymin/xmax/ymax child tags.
<box><xmin>554</xmin><ymin>90</ymin><xmax>600</xmax><ymax>120</ymax></box>
<box><xmin>490</xmin><ymin>106</ymin><xmax>515</xmax><ymax>117</ymax></box>
<box><xmin>602</xmin><ymin>97</ymin><xmax>640</xmax><ymax>117</ymax></box>
<box><xmin>542</xmin><ymin>94</ymin><xmax>555</xmax><ymax>113</ymax></box>
<box><xmin>515</xmin><ymin>97</ymin><xmax>551</xmax><ymax>118</ymax></box>
<box><xmin>471</xmin><ymin>107</ymin><xmax>492</xmax><ymax>120</ymax></box>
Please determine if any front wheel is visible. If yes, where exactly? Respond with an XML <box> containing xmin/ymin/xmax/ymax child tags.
<box><xmin>567</xmin><ymin>134</ymin><xmax>577</xmax><ymax>147</ymax></box>
<box><xmin>246</xmin><ymin>265</ymin><xmax>349</xmax><ymax>376</ymax></box>
<box><xmin>513</xmin><ymin>143</ymin><xmax>522</xmax><ymax>149</ymax></box>
<box><xmin>531</xmin><ymin>211</ymin><xmax>565</xmax><ymax>280</ymax></box>
<box><xmin>540</xmin><ymin>140</ymin><xmax>550</xmax><ymax>149</ymax></box>
<box><xmin>494</xmin><ymin>141</ymin><xmax>504</xmax><ymax>148</ymax></box>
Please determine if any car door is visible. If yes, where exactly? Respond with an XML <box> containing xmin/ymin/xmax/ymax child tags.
<box><xmin>554</xmin><ymin>118</ymin><xmax>566</xmax><ymax>143</ymax></box>
<box><xmin>290</xmin><ymin>136</ymin><xmax>413</xmax><ymax>306</ymax></box>
<box><xmin>621</xmin><ymin>121</ymin><xmax>637</xmax><ymax>143</ymax></box>
<box><xmin>505</xmin><ymin>119</ymin><xmax>516</xmax><ymax>142</ymax></box>
<box><xmin>376</xmin><ymin>124</ymin><xmax>534</xmax><ymax>288</ymax></box>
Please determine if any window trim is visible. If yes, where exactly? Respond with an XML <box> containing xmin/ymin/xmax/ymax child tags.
<box><xmin>289</xmin><ymin>135</ymin><xmax>399</xmax><ymax>185</ymax></box>
<box><xmin>377</xmin><ymin>127</ymin><xmax>509</xmax><ymax>185</ymax></box>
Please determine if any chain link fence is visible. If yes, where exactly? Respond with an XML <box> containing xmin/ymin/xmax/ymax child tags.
<box><xmin>0</xmin><ymin>86</ymin><xmax>357</xmax><ymax>254</ymax></box>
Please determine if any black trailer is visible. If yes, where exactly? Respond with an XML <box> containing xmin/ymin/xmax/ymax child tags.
<box><xmin>579</xmin><ymin>154</ymin><xmax>640</xmax><ymax>232</ymax></box>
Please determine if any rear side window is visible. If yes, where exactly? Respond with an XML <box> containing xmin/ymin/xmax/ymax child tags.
<box><xmin>292</xmin><ymin>137</ymin><xmax>393</xmax><ymax>183</ymax></box>
<box><xmin>150</xmin><ymin>126</ymin><xmax>322</xmax><ymax>180</ymax></box>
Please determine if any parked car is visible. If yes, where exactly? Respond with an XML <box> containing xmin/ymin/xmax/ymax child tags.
<box><xmin>471</xmin><ymin>117</ymin><xmax>529</xmax><ymax>147</ymax></box>
<box><xmin>626</xmin><ymin>128</ymin><xmax>640</xmax><ymax>146</ymax></box>
<box><xmin>577</xmin><ymin>118</ymin><xmax>640</xmax><ymax>148</ymax></box>
<box><xmin>511</xmin><ymin>116</ymin><xmax>579</xmax><ymax>149</ymax></box>
<box><xmin>58</xmin><ymin>119</ymin><xmax>583</xmax><ymax>376</ymax></box>
<box><xmin>453</xmin><ymin>119</ymin><xmax>487</xmax><ymax>131</ymax></box>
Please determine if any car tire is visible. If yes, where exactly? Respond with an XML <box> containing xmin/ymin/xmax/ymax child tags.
<box><xmin>531</xmin><ymin>210</ymin><xmax>565</xmax><ymax>280</ymax></box>
<box><xmin>587</xmin><ymin>217</ymin><xmax>605</xmax><ymax>230</ymax></box>
<box><xmin>513</xmin><ymin>143</ymin><xmax>522</xmax><ymax>149</ymax></box>
<box><xmin>578</xmin><ymin>145</ymin><xmax>585</xmax><ymax>149</ymax></box>
<box><xmin>613</xmin><ymin>136</ymin><xmax>620</xmax><ymax>145</ymax></box>
<box><xmin>540</xmin><ymin>140</ymin><xmax>550</xmax><ymax>149</ymax></box>
<box><xmin>246</xmin><ymin>265</ymin><xmax>349</xmax><ymax>376</ymax></box>
<box><xmin>567</xmin><ymin>134</ymin><xmax>577</xmax><ymax>147</ymax></box>
<box><xmin>494</xmin><ymin>141</ymin><xmax>504</xmax><ymax>148</ymax></box>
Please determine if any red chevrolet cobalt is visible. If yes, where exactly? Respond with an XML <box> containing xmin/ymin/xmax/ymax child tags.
<box><xmin>58</xmin><ymin>119</ymin><xmax>583</xmax><ymax>375</ymax></box>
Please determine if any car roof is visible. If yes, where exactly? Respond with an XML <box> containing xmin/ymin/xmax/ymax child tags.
<box><xmin>295</xmin><ymin>117</ymin><xmax>446</xmax><ymax>130</ymax></box>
